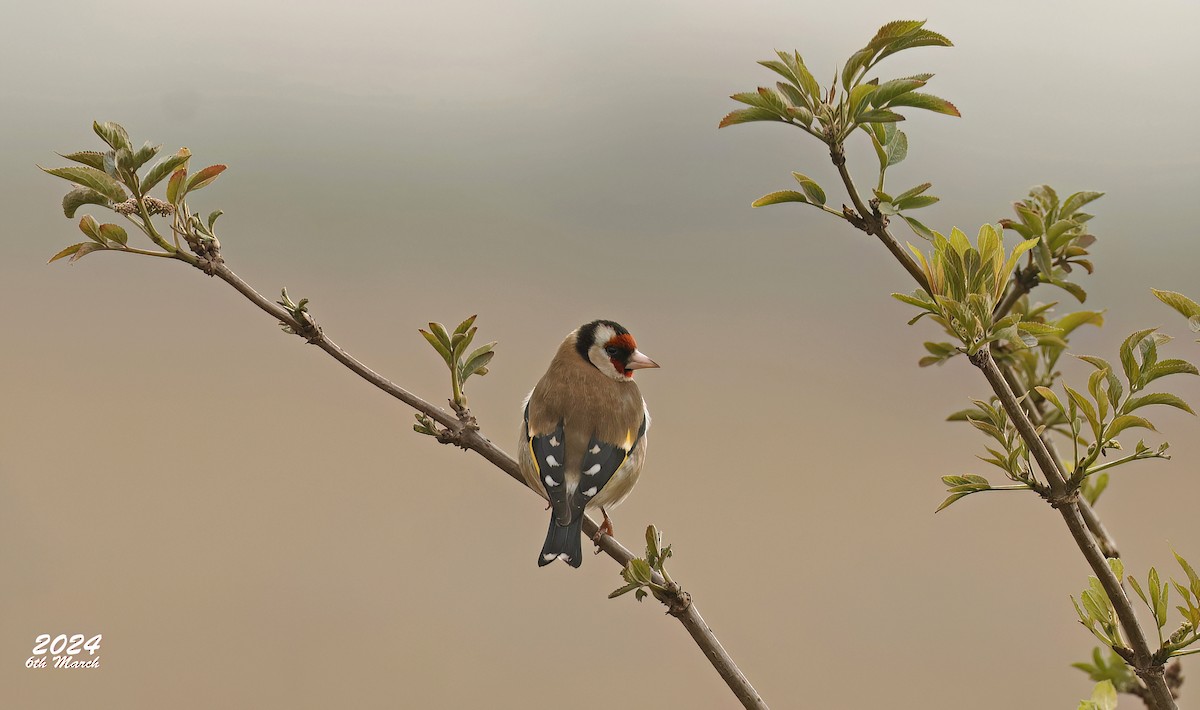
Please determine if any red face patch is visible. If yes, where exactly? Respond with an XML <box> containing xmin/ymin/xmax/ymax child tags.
<box><xmin>605</xmin><ymin>334</ymin><xmax>637</xmax><ymax>377</ymax></box>
<box><xmin>606</xmin><ymin>333</ymin><xmax>637</xmax><ymax>351</ymax></box>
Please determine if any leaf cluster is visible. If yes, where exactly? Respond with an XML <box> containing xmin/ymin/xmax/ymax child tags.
<box><xmin>1074</xmin><ymin>553</ymin><xmax>1200</xmax><ymax>663</ymax></box>
<box><xmin>418</xmin><ymin>315</ymin><xmax>495</xmax><ymax>408</ymax></box>
<box><xmin>41</xmin><ymin>121</ymin><xmax>226</xmax><ymax>263</ymax></box>
<box><xmin>936</xmin><ymin>398</ymin><xmax>1035</xmax><ymax>511</ymax></box>
<box><xmin>999</xmin><ymin>185</ymin><xmax>1102</xmax><ymax>303</ymax></box>
<box><xmin>720</xmin><ymin>21</ymin><xmax>958</xmax><ymax>222</ymax></box>
<box><xmin>1072</xmin><ymin>647</ymin><xmax>1140</xmax><ymax>696</ymax></box>
<box><xmin>1154</xmin><ymin>290</ymin><xmax>1200</xmax><ymax>342</ymax></box>
<box><xmin>892</xmin><ymin>224</ymin><xmax>1046</xmax><ymax>355</ymax></box>
<box><xmin>1037</xmin><ymin>329</ymin><xmax>1193</xmax><ymax>486</ymax></box>
<box><xmin>610</xmin><ymin>525</ymin><xmax>676</xmax><ymax>602</ymax></box>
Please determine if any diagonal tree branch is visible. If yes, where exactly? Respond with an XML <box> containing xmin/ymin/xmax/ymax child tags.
<box><xmin>203</xmin><ymin>260</ymin><xmax>768</xmax><ymax>710</ymax></box>
<box><xmin>826</xmin><ymin>140</ymin><xmax>1177</xmax><ymax>710</ymax></box>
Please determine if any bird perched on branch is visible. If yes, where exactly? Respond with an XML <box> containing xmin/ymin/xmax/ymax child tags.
<box><xmin>519</xmin><ymin>320</ymin><xmax>659</xmax><ymax>567</ymax></box>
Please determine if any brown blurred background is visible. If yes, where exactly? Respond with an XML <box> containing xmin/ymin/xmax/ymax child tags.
<box><xmin>3</xmin><ymin>1</ymin><xmax>1199</xmax><ymax>708</ymax></box>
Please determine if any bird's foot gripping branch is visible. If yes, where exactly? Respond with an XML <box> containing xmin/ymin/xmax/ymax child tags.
<box><xmin>40</xmin><ymin>121</ymin><xmax>769</xmax><ymax>710</ymax></box>
<box><xmin>720</xmin><ymin>18</ymin><xmax>1197</xmax><ymax>710</ymax></box>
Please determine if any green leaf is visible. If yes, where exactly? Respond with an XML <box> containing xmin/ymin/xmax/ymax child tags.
<box><xmin>935</xmin><ymin>491</ymin><xmax>970</xmax><ymax>512</ymax></box>
<box><xmin>141</xmin><ymin>147</ymin><xmax>192</xmax><ymax>193</ymax></box>
<box><xmin>753</xmin><ymin>188</ymin><xmax>820</xmax><ymax>207</ymax></box>
<box><xmin>1065</xmin><ymin>385</ymin><xmax>1099</xmax><ymax>437</ymax></box>
<box><xmin>875</xmin><ymin>28</ymin><xmax>954</xmax><ymax>62</ymax></box>
<box><xmin>1120</xmin><ymin>329</ymin><xmax>1155</xmax><ymax>382</ymax></box>
<box><xmin>461</xmin><ymin>349</ymin><xmax>495</xmax><ymax>380</ymax></box>
<box><xmin>61</xmin><ymin>187</ymin><xmax>112</xmax><ymax>218</ymax></box>
<box><xmin>791</xmin><ymin>172</ymin><xmax>826</xmax><ymax>205</ymax></box>
<box><xmin>1035</xmin><ymin>386</ymin><xmax>1065</xmax><ymax>414</ymax></box>
<box><xmin>719</xmin><ymin>107</ymin><xmax>784</xmax><ymax>128</ymax></box>
<box><xmin>419</xmin><ymin>329</ymin><xmax>453</xmax><ymax>364</ymax></box>
<box><xmin>207</xmin><ymin>210</ymin><xmax>224</xmax><ymax>232</ymax></box>
<box><xmin>186</xmin><ymin>164</ymin><xmax>227</xmax><ymax>193</ymax></box>
<box><xmin>98</xmin><ymin>223</ymin><xmax>128</xmax><ymax>246</ymax></box>
<box><xmin>892</xmin><ymin>292</ymin><xmax>934</xmax><ymax>309</ymax></box>
<box><xmin>1057</xmin><ymin>310</ymin><xmax>1105</xmax><ymax>336</ymax></box>
<box><xmin>451</xmin><ymin>326</ymin><xmax>477</xmax><ymax>360</ymax></box>
<box><xmin>786</xmin><ymin>105</ymin><xmax>814</xmax><ymax>126</ymax></box>
<box><xmin>757</xmin><ymin>59</ymin><xmax>801</xmax><ymax>90</ymax></box>
<box><xmin>894</xmin><ymin>194</ymin><xmax>939</xmax><ymax>210</ymax></box>
<box><xmin>755</xmin><ymin>86</ymin><xmax>789</xmax><ymax>115</ymax></box>
<box><xmin>77</xmin><ymin>214</ymin><xmax>103</xmax><ymax>243</ymax></box>
<box><xmin>67</xmin><ymin>242</ymin><xmax>106</xmax><ymax>263</ymax></box>
<box><xmin>1046</xmin><ymin>219</ymin><xmax>1078</xmax><ymax>250</ymax></box>
<box><xmin>427</xmin><ymin>321</ymin><xmax>453</xmax><ymax>349</ymax></box>
<box><xmin>92</xmin><ymin>121</ymin><xmax>131</xmax><ymax>151</ymax></box>
<box><xmin>1107</xmin><ymin>557</ymin><xmax>1124</xmax><ymax>581</ymax></box>
<box><xmin>849</xmin><ymin>83</ymin><xmax>877</xmax><ymax>116</ymax></box>
<box><xmin>856</xmin><ymin>109</ymin><xmax>905</xmax><ymax>123</ymax></box>
<box><xmin>1152</xmin><ymin>289</ymin><xmax>1200</xmax><ymax>319</ymax></box>
<box><xmin>624</xmin><ymin>558</ymin><xmax>653</xmax><ymax>585</ymax></box>
<box><xmin>841</xmin><ymin>47</ymin><xmax>874</xmax><ymax>90</ymax></box>
<box><xmin>781</xmin><ymin>51</ymin><xmax>821</xmax><ymax>101</ymax></box>
<box><xmin>1084</xmin><ymin>680</ymin><xmax>1118</xmax><ymax>710</ymax></box>
<box><xmin>58</xmin><ymin>151</ymin><xmax>108</xmax><ymax>170</ymax></box>
<box><xmin>39</xmin><ymin>165</ymin><xmax>128</xmax><ymax>202</ymax></box>
<box><xmin>1050</xmin><ymin>277</ymin><xmax>1087</xmax><ymax>303</ymax></box>
<box><xmin>871</xmin><ymin>78</ymin><xmax>927</xmax><ymax>107</ymax></box>
<box><xmin>127</xmin><ymin>141</ymin><xmax>161</xmax><ymax>172</ymax></box>
<box><xmin>608</xmin><ymin>582</ymin><xmax>641</xmax><ymax>599</ymax></box>
<box><xmin>776</xmin><ymin>82</ymin><xmax>808</xmax><ymax>109</ymax></box>
<box><xmin>1122</xmin><ymin>392</ymin><xmax>1194</xmax><ymax>415</ymax></box>
<box><xmin>1062</xmin><ymin>191</ymin><xmax>1104</xmax><ymax>219</ymax></box>
<box><xmin>1129</xmin><ymin>575</ymin><xmax>1150</xmax><ymax>606</ymax></box>
<box><xmin>903</xmin><ymin>215</ymin><xmax>934</xmax><ymax>240</ymax></box>
<box><xmin>453</xmin><ymin>315</ymin><xmax>478</xmax><ymax>336</ymax></box>
<box><xmin>885</xmin><ymin>92</ymin><xmax>961</xmax><ymax>116</ymax></box>
<box><xmin>1175</xmin><ymin>550</ymin><xmax>1200</xmax><ymax>589</ymax></box>
<box><xmin>1106</xmin><ymin>415</ymin><xmax>1156</xmax><ymax>438</ymax></box>
<box><xmin>869</xmin><ymin>20</ymin><xmax>928</xmax><ymax>45</ymax></box>
<box><xmin>47</xmin><ymin>243</ymin><xmax>86</xmax><ymax>263</ymax></box>
<box><xmin>1016</xmin><ymin>321</ymin><xmax>1063</xmax><ymax>335</ymax></box>
<box><xmin>1142</xmin><ymin>359</ymin><xmax>1199</xmax><ymax>384</ymax></box>
<box><xmin>751</xmin><ymin>190</ymin><xmax>809</xmax><ymax>207</ymax></box>
<box><xmin>166</xmin><ymin>168</ymin><xmax>187</xmax><ymax>204</ymax></box>
<box><xmin>893</xmin><ymin>182</ymin><xmax>931</xmax><ymax>203</ymax></box>
<box><xmin>885</xmin><ymin>129</ymin><xmax>908</xmax><ymax>165</ymax></box>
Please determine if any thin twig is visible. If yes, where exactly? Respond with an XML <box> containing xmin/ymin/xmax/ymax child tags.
<box><xmin>828</xmin><ymin>143</ymin><xmax>930</xmax><ymax>292</ymax></box>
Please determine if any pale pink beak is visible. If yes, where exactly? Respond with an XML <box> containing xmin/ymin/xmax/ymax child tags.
<box><xmin>625</xmin><ymin>350</ymin><xmax>660</xmax><ymax>370</ymax></box>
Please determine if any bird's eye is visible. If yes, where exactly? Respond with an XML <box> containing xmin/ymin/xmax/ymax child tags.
<box><xmin>604</xmin><ymin>346</ymin><xmax>621</xmax><ymax>357</ymax></box>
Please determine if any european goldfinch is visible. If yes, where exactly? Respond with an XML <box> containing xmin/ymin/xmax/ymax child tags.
<box><xmin>519</xmin><ymin>320</ymin><xmax>659</xmax><ymax>567</ymax></box>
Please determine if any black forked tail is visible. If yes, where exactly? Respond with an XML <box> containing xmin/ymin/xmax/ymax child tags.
<box><xmin>538</xmin><ymin>515</ymin><xmax>584</xmax><ymax>568</ymax></box>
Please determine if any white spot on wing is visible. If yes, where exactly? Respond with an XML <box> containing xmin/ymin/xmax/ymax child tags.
<box><xmin>589</xmin><ymin>444</ymin><xmax>601</xmax><ymax>454</ymax></box>
<box><xmin>543</xmin><ymin>475</ymin><xmax>559</xmax><ymax>487</ymax></box>
<box><xmin>542</xmin><ymin>553</ymin><xmax>557</xmax><ymax>561</ymax></box>
<box><xmin>583</xmin><ymin>486</ymin><xmax>598</xmax><ymax>497</ymax></box>
<box><xmin>545</xmin><ymin>455</ymin><xmax>561</xmax><ymax>467</ymax></box>
<box><xmin>549</xmin><ymin>436</ymin><xmax>559</xmax><ymax>447</ymax></box>
<box><xmin>583</xmin><ymin>464</ymin><xmax>601</xmax><ymax>475</ymax></box>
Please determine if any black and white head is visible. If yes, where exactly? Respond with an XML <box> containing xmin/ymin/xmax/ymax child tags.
<box><xmin>574</xmin><ymin>320</ymin><xmax>660</xmax><ymax>381</ymax></box>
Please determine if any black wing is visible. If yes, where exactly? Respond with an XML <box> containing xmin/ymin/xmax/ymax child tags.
<box><xmin>564</xmin><ymin>413</ymin><xmax>648</xmax><ymax>516</ymax></box>
<box><xmin>526</xmin><ymin>406</ymin><xmax>570</xmax><ymax>526</ymax></box>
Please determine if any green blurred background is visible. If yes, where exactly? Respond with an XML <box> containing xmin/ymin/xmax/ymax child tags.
<box><xmin>3</xmin><ymin>1</ymin><xmax>1199</xmax><ymax>707</ymax></box>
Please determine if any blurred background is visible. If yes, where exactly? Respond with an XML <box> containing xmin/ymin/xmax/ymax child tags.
<box><xmin>3</xmin><ymin>1</ymin><xmax>1199</xmax><ymax>707</ymax></box>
